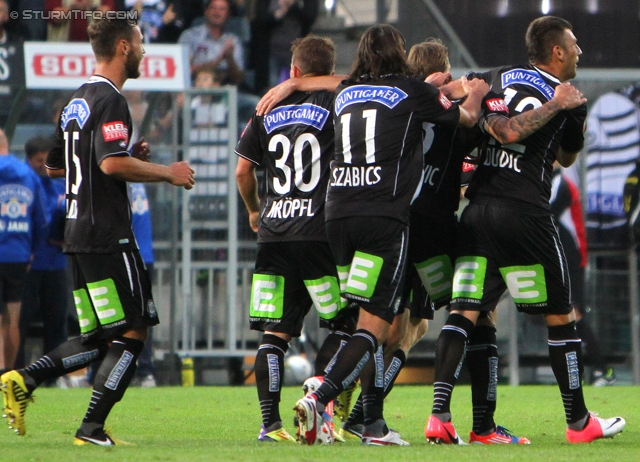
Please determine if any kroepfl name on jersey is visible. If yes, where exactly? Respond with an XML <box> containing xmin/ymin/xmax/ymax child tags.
<box><xmin>265</xmin><ymin>197</ymin><xmax>314</xmax><ymax>219</ymax></box>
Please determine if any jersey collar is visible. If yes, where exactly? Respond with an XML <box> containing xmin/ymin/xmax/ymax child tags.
<box><xmin>532</xmin><ymin>65</ymin><xmax>561</xmax><ymax>85</ymax></box>
<box><xmin>87</xmin><ymin>75</ymin><xmax>121</xmax><ymax>93</ymax></box>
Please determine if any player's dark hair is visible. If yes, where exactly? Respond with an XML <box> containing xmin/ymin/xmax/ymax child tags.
<box><xmin>349</xmin><ymin>24</ymin><xmax>413</xmax><ymax>81</ymax></box>
<box><xmin>88</xmin><ymin>18</ymin><xmax>137</xmax><ymax>61</ymax></box>
<box><xmin>407</xmin><ymin>38</ymin><xmax>450</xmax><ymax>76</ymax></box>
<box><xmin>25</xmin><ymin>135</ymin><xmax>54</xmax><ymax>159</ymax></box>
<box><xmin>526</xmin><ymin>16</ymin><xmax>573</xmax><ymax>65</ymax></box>
<box><xmin>291</xmin><ymin>35</ymin><xmax>336</xmax><ymax>76</ymax></box>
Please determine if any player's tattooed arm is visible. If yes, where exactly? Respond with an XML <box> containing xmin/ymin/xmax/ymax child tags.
<box><xmin>484</xmin><ymin>82</ymin><xmax>587</xmax><ymax>145</ymax></box>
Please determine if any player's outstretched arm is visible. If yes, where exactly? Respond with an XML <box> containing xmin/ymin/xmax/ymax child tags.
<box><xmin>484</xmin><ymin>82</ymin><xmax>587</xmax><ymax>145</ymax></box>
<box><xmin>256</xmin><ymin>75</ymin><xmax>344</xmax><ymax>116</ymax></box>
<box><xmin>235</xmin><ymin>157</ymin><xmax>259</xmax><ymax>232</ymax></box>
<box><xmin>458</xmin><ymin>76</ymin><xmax>490</xmax><ymax>127</ymax></box>
<box><xmin>100</xmin><ymin>155</ymin><xmax>195</xmax><ymax>189</ymax></box>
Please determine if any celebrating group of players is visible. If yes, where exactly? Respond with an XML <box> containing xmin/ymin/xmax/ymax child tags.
<box><xmin>0</xmin><ymin>13</ymin><xmax>626</xmax><ymax>447</ymax></box>
<box><xmin>237</xmin><ymin>16</ymin><xmax>626</xmax><ymax>446</ymax></box>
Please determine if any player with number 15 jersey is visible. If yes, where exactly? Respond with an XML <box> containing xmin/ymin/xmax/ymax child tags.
<box><xmin>47</xmin><ymin>76</ymin><xmax>137</xmax><ymax>254</ymax></box>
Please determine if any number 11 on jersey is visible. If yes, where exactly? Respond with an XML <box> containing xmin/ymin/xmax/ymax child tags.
<box><xmin>64</xmin><ymin>130</ymin><xmax>82</xmax><ymax>219</ymax></box>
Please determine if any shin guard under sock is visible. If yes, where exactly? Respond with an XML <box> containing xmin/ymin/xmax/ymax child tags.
<box><xmin>255</xmin><ymin>334</ymin><xmax>289</xmax><ymax>427</ymax></box>
<box><xmin>548</xmin><ymin>322</ymin><xmax>588</xmax><ymax>425</ymax></box>
<box><xmin>80</xmin><ymin>337</ymin><xmax>144</xmax><ymax>430</ymax></box>
<box><xmin>466</xmin><ymin>325</ymin><xmax>498</xmax><ymax>434</ymax></box>
<box><xmin>315</xmin><ymin>329</ymin><xmax>377</xmax><ymax>407</ymax></box>
<box><xmin>432</xmin><ymin>313</ymin><xmax>475</xmax><ymax>416</ymax></box>
<box><xmin>21</xmin><ymin>337</ymin><xmax>109</xmax><ymax>391</ymax></box>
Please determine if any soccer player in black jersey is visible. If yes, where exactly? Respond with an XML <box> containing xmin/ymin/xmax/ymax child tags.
<box><xmin>339</xmin><ymin>38</ymin><xmax>485</xmax><ymax>440</ymax></box>
<box><xmin>289</xmin><ymin>24</ymin><xmax>489</xmax><ymax>446</ymax></box>
<box><xmin>236</xmin><ymin>35</ymin><xmax>356</xmax><ymax>444</ymax></box>
<box><xmin>406</xmin><ymin>40</ymin><xmax>530</xmax><ymax>446</ymax></box>
<box><xmin>1</xmin><ymin>17</ymin><xmax>194</xmax><ymax>445</ymax></box>
<box><xmin>426</xmin><ymin>16</ymin><xmax>625</xmax><ymax>444</ymax></box>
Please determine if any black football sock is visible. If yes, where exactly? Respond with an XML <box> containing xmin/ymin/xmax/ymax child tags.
<box><xmin>315</xmin><ymin>330</ymin><xmax>351</xmax><ymax>375</ymax></box>
<box><xmin>345</xmin><ymin>394</ymin><xmax>364</xmax><ymax>426</ymax></box>
<box><xmin>548</xmin><ymin>322</ymin><xmax>589</xmax><ymax>429</ymax></box>
<box><xmin>254</xmin><ymin>334</ymin><xmax>288</xmax><ymax>428</ymax></box>
<box><xmin>382</xmin><ymin>348</ymin><xmax>407</xmax><ymax>398</ymax></box>
<box><xmin>346</xmin><ymin>348</ymin><xmax>407</xmax><ymax>427</ymax></box>
<box><xmin>467</xmin><ymin>325</ymin><xmax>498</xmax><ymax>435</ymax></box>
<box><xmin>79</xmin><ymin>337</ymin><xmax>144</xmax><ymax>433</ymax></box>
<box><xmin>20</xmin><ymin>336</ymin><xmax>108</xmax><ymax>392</ymax></box>
<box><xmin>315</xmin><ymin>329</ymin><xmax>377</xmax><ymax>408</ymax></box>
<box><xmin>362</xmin><ymin>345</ymin><xmax>386</xmax><ymax>427</ymax></box>
<box><xmin>432</xmin><ymin>313</ymin><xmax>475</xmax><ymax>418</ymax></box>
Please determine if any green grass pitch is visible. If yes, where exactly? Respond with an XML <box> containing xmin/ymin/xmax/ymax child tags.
<box><xmin>1</xmin><ymin>384</ymin><xmax>636</xmax><ymax>461</ymax></box>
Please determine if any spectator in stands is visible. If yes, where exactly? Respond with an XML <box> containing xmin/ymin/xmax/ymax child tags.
<box><xmin>156</xmin><ymin>0</ymin><xmax>204</xmax><ymax>44</ymax></box>
<box><xmin>0</xmin><ymin>129</ymin><xmax>48</xmax><ymax>373</ymax></box>
<box><xmin>46</xmin><ymin>0</ymin><xmax>116</xmax><ymax>42</ymax></box>
<box><xmin>249</xmin><ymin>0</ymin><xmax>318</xmax><ymax>93</ymax></box>
<box><xmin>126</xmin><ymin>0</ymin><xmax>167</xmax><ymax>43</ymax></box>
<box><xmin>0</xmin><ymin>0</ymin><xmax>15</xmax><ymax>42</ymax></box>
<box><xmin>15</xmin><ymin>136</ymin><xmax>69</xmax><ymax>380</ymax></box>
<box><xmin>11</xmin><ymin>0</ymin><xmax>47</xmax><ymax>40</ymax></box>
<box><xmin>178</xmin><ymin>0</ymin><xmax>244</xmax><ymax>86</ymax></box>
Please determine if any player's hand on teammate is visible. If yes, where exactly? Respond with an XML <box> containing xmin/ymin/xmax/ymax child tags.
<box><xmin>461</xmin><ymin>75</ymin><xmax>490</xmax><ymax>98</ymax></box>
<box><xmin>425</xmin><ymin>71</ymin><xmax>452</xmax><ymax>87</ymax></box>
<box><xmin>552</xmin><ymin>82</ymin><xmax>587</xmax><ymax>110</ymax></box>
<box><xmin>130</xmin><ymin>137</ymin><xmax>151</xmax><ymax>162</ymax></box>
<box><xmin>169</xmin><ymin>161</ymin><xmax>195</xmax><ymax>190</ymax></box>
<box><xmin>256</xmin><ymin>79</ymin><xmax>297</xmax><ymax>116</ymax></box>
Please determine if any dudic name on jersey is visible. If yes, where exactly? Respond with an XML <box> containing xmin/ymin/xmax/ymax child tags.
<box><xmin>501</xmin><ymin>68</ymin><xmax>555</xmax><ymax>101</ymax></box>
<box><xmin>330</xmin><ymin>165</ymin><xmax>382</xmax><ymax>187</ymax></box>
<box><xmin>61</xmin><ymin>98</ymin><xmax>91</xmax><ymax>130</ymax></box>
<box><xmin>483</xmin><ymin>139</ymin><xmax>524</xmax><ymax>172</ymax></box>
<box><xmin>263</xmin><ymin>103</ymin><xmax>330</xmax><ymax>134</ymax></box>
<box><xmin>335</xmin><ymin>85</ymin><xmax>408</xmax><ymax>115</ymax></box>
<box><xmin>265</xmin><ymin>197</ymin><xmax>314</xmax><ymax>219</ymax></box>
<box><xmin>423</xmin><ymin>164</ymin><xmax>440</xmax><ymax>186</ymax></box>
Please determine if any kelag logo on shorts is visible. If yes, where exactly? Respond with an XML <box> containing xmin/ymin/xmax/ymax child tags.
<box><xmin>263</xmin><ymin>103</ymin><xmax>330</xmax><ymax>134</ymax></box>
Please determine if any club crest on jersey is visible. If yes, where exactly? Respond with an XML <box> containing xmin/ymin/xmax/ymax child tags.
<box><xmin>263</xmin><ymin>103</ymin><xmax>330</xmax><ymax>134</ymax></box>
<box><xmin>335</xmin><ymin>85</ymin><xmax>408</xmax><ymax>115</ymax></box>
<box><xmin>61</xmin><ymin>98</ymin><xmax>91</xmax><ymax>130</ymax></box>
<box><xmin>501</xmin><ymin>69</ymin><xmax>555</xmax><ymax>101</ymax></box>
<box><xmin>485</xmin><ymin>97</ymin><xmax>509</xmax><ymax>114</ymax></box>
<box><xmin>102</xmin><ymin>121</ymin><xmax>129</xmax><ymax>143</ymax></box>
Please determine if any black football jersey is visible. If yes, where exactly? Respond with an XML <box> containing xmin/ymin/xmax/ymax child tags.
<box><xmin>47</xmin><ymin>75</ymin><xmax>136</xmax><ymax>253</ymax></box>
<box><xmin>466</xmin><ymin>64</ymin><xmax>582</xmax><ymax>209</ymax></box>
<box><xmin>327</xmin><ymin>75</ymin><xmax>460</xmax><ymax>224</ymax></box>
<box><xmin>235</xmin><ymin>90</ymin><xmax>335</xmax><ymax>243</ymax></box>
<box><xmin>411</xmin><ymin>120</ymin><xmax>482</xmax><ymax>217</ymax></box>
